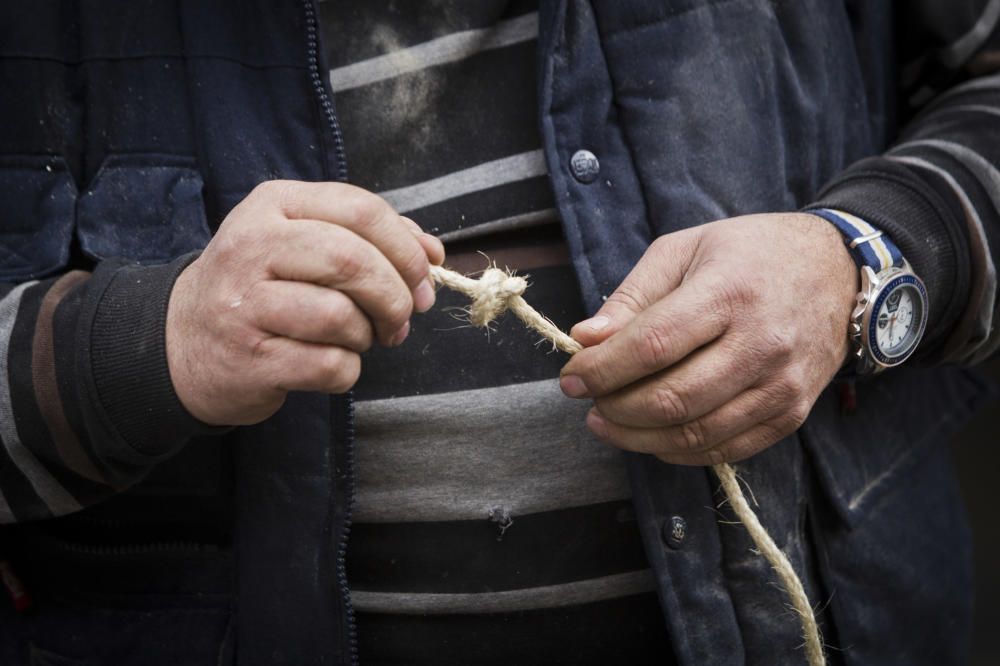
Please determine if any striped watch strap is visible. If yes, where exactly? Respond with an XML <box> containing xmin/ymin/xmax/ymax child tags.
<box><xmin>809</xmin><ymin>208</ymin><xmax>903</xmax><ymax>273</ymax></box>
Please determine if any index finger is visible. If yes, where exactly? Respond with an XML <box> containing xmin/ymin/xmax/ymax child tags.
<box><xmin>259</xmin><ymin>180</ymin><xmax>434</xmax><ymax>291</ymax></box>
<box><xmin>560</xmin><ymin>277</ymin><xmax>731</xmax><ymax>398</ymax></box>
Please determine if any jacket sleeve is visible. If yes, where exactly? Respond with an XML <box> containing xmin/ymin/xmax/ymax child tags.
<box><xmin>809</xmin><ymin>0</ymin><xmax>1000</xmax><ymax>365</ymax></box>
<box><xmin>0</xmin><ymin>253</ymin><xmax>219</xmax><ymax>523</ymax></box>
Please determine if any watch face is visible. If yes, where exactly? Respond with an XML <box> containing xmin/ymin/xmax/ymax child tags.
<box><xmin>868</xmin><ymin>275</ymin><xmax>928</xmax><ymax>366</ymax></box>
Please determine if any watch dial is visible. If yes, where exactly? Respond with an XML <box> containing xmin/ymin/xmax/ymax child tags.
<box><xmin>875</xmin><ymin>284</ymin><xmax>923</xmax><ymax>358</ymax></box>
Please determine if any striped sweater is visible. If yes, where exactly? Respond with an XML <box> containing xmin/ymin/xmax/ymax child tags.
<box><xmin>323</xmin><ymin>2</ymin><xmax>672</xmax><ymax>661</ymax></box>
<box><xmin>0</xmin><ymin>256</ymin><xmax>213</xmax><ymax>522</ymax></box>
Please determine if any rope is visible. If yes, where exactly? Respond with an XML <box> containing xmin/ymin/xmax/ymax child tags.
<box><xmin>429</xmin><ymin>265</ymin><xmax>582</xmax><ymax>354</ymax></box>
<box><xmin>429</xmin><ymin>263</ymin><xmax>825</xmax><ymax>666</ymax></box>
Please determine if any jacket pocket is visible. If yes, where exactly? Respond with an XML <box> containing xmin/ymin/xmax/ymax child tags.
<box><xmin>0</xmin><ymin>156</ymin><xmax>77</xmax><ymax>282</ymax></box>
<box><xmin>801</xmin><ymin>365</ymin><xmax>989</xmax><ymax>664</ymax></box>
<box><xmin>76</xmin><ymin>154</ymin><xmax>211</xmax><ymax>264</ymax></box>
<box><xmin>802</xmin><ymin>365</ymin><xmax>987</xmax><ymax>528</ymax></box>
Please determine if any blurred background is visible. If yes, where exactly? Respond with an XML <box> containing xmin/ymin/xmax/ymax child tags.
<box><xmin>952</xmin><ymin>357</ymin><xmax>1000</xmax><ymax>665</ymax></box>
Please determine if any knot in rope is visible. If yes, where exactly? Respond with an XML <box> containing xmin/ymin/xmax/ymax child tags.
<box><xmin>466</xmin><ymin>267</ymin><xmax>528</xmax><ymax>327</ymax></box>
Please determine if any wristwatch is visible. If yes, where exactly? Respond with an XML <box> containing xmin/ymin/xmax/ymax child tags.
<box><xmin>809</xmin><ymin>208</ymin><xmax>929</xmax><ymax>374</ymax></box>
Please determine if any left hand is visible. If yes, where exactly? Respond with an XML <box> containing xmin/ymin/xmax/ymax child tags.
<box><xmin>559</xmin><ymin>213</ymin><xmax>858</xmax><ymax>465</ymax></box>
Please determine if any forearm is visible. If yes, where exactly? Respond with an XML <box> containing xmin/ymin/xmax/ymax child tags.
<box><xmin>803</xmin><ymin>0</ymin><xmax>1000</xmax><ymax>364</ymax></box>
<box><xmin>810</xmin><ymin>74</ymin><xmax>1000</xmax><ymax>365</ymax></box>
<box><xmin>0</xmin><ymin>254</ymin><xmax>217</xmax><ymax>523</ymax></box>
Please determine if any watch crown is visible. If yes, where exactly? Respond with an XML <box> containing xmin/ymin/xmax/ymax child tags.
<box><xmin>850</xmin><ymin>322</ymin><xmax>862</xmax><ymax>335</ymax></box>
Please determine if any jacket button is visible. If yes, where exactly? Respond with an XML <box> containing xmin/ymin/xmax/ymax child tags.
<box><xmin>570</xmin><ymin>149</ymin><xmax>600</xmax><ymax>183</ymax></box>
<box><xmin>662</xmin><ymin>516</ymin><xmax>687</xmax><ymax>549</ymax></box>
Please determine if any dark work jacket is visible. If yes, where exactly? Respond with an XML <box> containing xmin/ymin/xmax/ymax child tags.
<box><xmin>0</xmin><ymin>1</ymin><xmax>991</xmax><ymax>665</ymax></box>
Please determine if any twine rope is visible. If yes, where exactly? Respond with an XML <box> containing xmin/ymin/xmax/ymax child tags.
<box><xmin>429</xmin><ymin>263</ymin><xmax>825</xmax><ymax>666</ymax></box>
<box><xmin>429</xmin><ymin>265</ymin><xmax>583</xmax><ymax>354</ymax></box>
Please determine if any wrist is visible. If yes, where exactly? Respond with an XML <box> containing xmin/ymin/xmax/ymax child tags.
<box><xmin>792</xmin><ymin>212</ymin><xmax>859</xmax><ymax>363</ymax></box>
<box><xmin>805</xmin><ymin>208</ymin><xmax>929</xmax><ymax>374</ymax></box>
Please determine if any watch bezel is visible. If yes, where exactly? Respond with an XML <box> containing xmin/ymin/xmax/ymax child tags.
<box><xmin>860</xmin><ymin>272</ymin><xmax>928</xmax><ymax>368</ymax></box>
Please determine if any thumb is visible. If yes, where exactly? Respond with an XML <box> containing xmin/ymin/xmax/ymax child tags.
<box><xmin>570</xmin><ymin>228</ymin><xmax>700</xmax><ymax>347</ymax></box>
<box><xmin>569</xmin><ymin>295</ymin><xmax>639</xmax><ymax>348</ymax></box>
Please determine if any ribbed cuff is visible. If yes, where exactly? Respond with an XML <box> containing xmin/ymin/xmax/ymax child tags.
<box><xmin>807</xmin><ymin>157</ymin><xmax>971</xmax><ymax>356</ymax></box>
<box><xmin>89</xmin><ymin>252</ymin><xmax>225</xmax><ymax>462</ymax></box>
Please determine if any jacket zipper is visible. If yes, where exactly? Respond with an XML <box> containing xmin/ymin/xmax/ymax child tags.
<box><xmin>335</xmin><ymin>394</ymin><xmax>359</xmax><ymax>666</ymax></box>
<box><xmin>303</xmin><ymin>3</ymin><xmax>356</xmax><ymax>663</ymax></box>
<box><xmin>303</xmin><ymin>0</ymin><xmax>348</xmax><ymax>183</ymax></box>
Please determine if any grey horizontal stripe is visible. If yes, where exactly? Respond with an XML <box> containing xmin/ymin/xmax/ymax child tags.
<box><xmin>939</xmin><ymin>0</ymin><xmax>1000</xmax><ymax>68</ymax></box>
<box><xmin>351</xmin><ymin>570</ymin><xmax>656</xmax><ymax>615</ymax></box>
<box><xmin>892</xmin><ymin>138</ymin><xmax>1000</xmax><ymax>212</ymax></box>
<box><xmin>949</xmin><ymin>103</ymin><xmax>1000</xmax><ymax>119</ymax></box>
<box><xmin>329</xmin><ymin>12</ymin><xmax>538</xmax><ymax>92</ymax></box>
<box><xmin>378</xmin><ymin>149</ymin><xmax>548</xmax><ymax>214</ymax></box>
<box><xmin>934</xmin><ymin>72</ymin><xmax>1000</xmax><ymax>100</ymax></box>
<box><xmin>0</xmin><ymin>283</ymin><xmax>81</xmax><ymax>517</ymax></box>
<box><xmin>353</xmin><ymin>379</ymin><xmax>630</xmax><ymax>523</ymax></box>
<box><xmin>437</xmin><ymin>208</ymin><xmax>559</xmax><ymax>242</ymax></box>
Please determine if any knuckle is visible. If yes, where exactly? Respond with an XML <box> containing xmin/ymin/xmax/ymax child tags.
<box><xmin>355</xmin><ymin>332</ymin><xmax>375</xmax><ymax>352</ymax></box>
<box><xmin>344</xmin><ymin>189</ymin><xmax>390</xmax><ymax>228</ymax></box>
<box><xmin>649</xmin><ymin>385</ymin><xmax>689</xmax><ymax>423</ymax></box>
<box><xmin>786</xmin><ymin>399</ymin><xmax>812</xmax><ymax>429</ymax></box>
<box><xmin>354</xmin><ymin>318</ymin><xmax>376</xmax><ymax>350</ymax></box>
<box><xmin>241</xmin><ymin>282</ymin><xmax>273</xmax><ymax>321</ymax></box>
<box><xmin>676</xmin><ymin>419</ymin><xmax>706</xmax><ymax>452</ymax></box>
<box><xmin>401</xmin><ymin>244</ymin><xmax>430</xmax><ymax>284</ymax></box>
<box><xmin>570</xmin><ymin>354</ymin><xmax>604</xmax><ymax>394</ymax></box>
<box><xmin>208</xmin><ymin>221</ymin><xmax>250</xmax><ymax>264</ymax></box>
<box><xmin>634</xmin><ymin>322</ymin><xmax>674</xmax><ymax>370</ymax></box>
<box><xmin>326</xmin><ymin>247</ymin><xmax>366</xmax><ymax>284</ymax></box>
<box><xmin>760</xmin><ymin>420</ymin><xmax>793</xmax><ymax>447</ymax></box>
<box><xmin>736</xmin><ymin>337</ymin><xmax>770</xmax><ymax>373</ymax></box>
<box><xmin>606</xmin><ymin>285</ymin><xmax>646</xmax><ymax>315</ymax></box>
<box><xmin>383</xmin><ymin>290</ymin><xmax>414</xmax><ymax>329</ymax></box>
<box><xmin>762</xmin><ymin>328</ymin><xmax>796</xmax><ymax>363</ymax></box>
<box><xmin>247</xmin><ymin>332</ymin><xmax>276</xmax><ymax>364</ymax></box>
<box><xmin>709</xmin><ymin>274</ymin><xmax>758</xmax><ymax>316</ymax></box>
<box><xmin>339</xmin><ymin>310</ymin><xmax>375</xmax><ymax>350</ymax></box>
<box><xmin>776</xmin><ymin>367</ymin><xmax>807</xmax><ymax>399</ymax></box>
<box><xmin>317</xmin><ymin>297</ymin><xmax>350</xmax><ymax>333</ymax></box>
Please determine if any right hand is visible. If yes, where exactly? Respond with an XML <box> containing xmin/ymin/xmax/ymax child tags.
<box><xmin>166</xmin><ymin>180</ymin><xmax>444</xmax><ymax>426</ymax></box>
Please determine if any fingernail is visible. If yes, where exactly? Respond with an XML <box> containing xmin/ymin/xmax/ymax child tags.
<box><xmin>413</xmin><ymin>279</ymin><xmax>436</xmax><ymax>313</ymax></box>
<box><xmin>560</xmin><ymin>375</ymin><xmax>589</xmax><ymax>398</ymax></box>
<box><xmin>586</xmin><ymin>410</ymin><xmax>609</xmax><ymax>440</ymax></box>
<box><xmin>579</xmin><ymin>315</ymin><xmax>610</xmax><ymax>332</ymax></box>
<box><xmin>390</xmin><ymin>321</ymin><xmax>410</xmax><ymax>347</ymax></box>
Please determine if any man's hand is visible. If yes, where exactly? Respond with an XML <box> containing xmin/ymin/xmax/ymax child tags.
<box><xmin>560</xmin><ymin>213</ymin><xmax>857</xmax><ymax>466</ymax></box>
<box><xmin>166</xmin><ymin>180</ymin><xmax>444</xmax><ymax>426</ymax></box>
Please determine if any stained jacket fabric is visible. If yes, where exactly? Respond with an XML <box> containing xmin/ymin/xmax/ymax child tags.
<box><xmin>0</xmin><ymin>1</ymin><xmax>998</xmax><ymax>665</ymax></box>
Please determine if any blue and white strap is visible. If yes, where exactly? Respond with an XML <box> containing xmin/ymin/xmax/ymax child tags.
<box><xmin>809</xmin><ymin>208</ymin><xmax>904</xmax><ymax>273</ymax></box>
